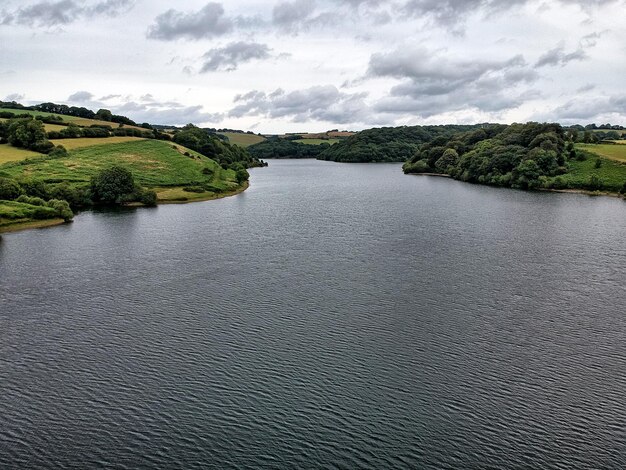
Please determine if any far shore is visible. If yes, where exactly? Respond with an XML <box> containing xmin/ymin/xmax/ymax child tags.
<box><xmin>0</xmin><ymin>182</ymin><xmax>250</xmax><ymax>235</ymax></box>
<box><xmin>406</xmin><ymin>172</ymin><xmax>623</xmax><ymax>199</ymax></box>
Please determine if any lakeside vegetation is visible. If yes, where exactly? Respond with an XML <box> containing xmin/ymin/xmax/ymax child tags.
<box><xmin>0</xmin><ymin>101</ymin><xmax>262</xmax><ymax>232</ymax></box>
<box><xmin>402</xmin><ymin>122</ymin><xmax>626</xmax><ymax>195</ymax></box>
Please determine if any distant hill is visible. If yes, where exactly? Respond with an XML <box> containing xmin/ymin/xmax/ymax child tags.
<box><xmin>317</xmin><ymin>125</ymin><xmax>484</xmax><ymax>162</ymax></box>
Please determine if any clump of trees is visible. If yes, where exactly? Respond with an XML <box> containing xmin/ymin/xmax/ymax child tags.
<box><xmin>172</xmin><ymin>124</ymin><xmax>264</xmax><ymax>169</ymax></box>
<box><xmin>402</xmin><ymin>122</ymin><xmax>622</xmax><ymax>192</ymax></box>
<box><xmin>247</xmin><ymin>137</ymin><xmax>329</xmax><ymax>159</ymax></box>
<box><xmin>90</xmin><ymin>166</ymin><xmax>157</xmax><ymax>206</ymax></box>
<box><xmin>0</xmin><ymin>117</ymin><xmax>54</xmax><ymax>153</ymax></box>
<box><xmin>402</xmin><ymin>123</ymin><xmax>562</xmax><ymax>189</ymax></box>
<box><xmin>317</xmin><ymin>125</ymin><xmax>483</xmax><ymax>163</ymax></box>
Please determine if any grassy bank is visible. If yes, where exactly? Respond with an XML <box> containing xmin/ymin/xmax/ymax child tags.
<box><xmin>0</xmin><ymin>139</ymin><xmax>248</xmax><ymax>233</ymax></box>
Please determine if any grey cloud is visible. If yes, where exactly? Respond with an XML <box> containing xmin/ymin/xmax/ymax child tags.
<box><xmin>0</xmin><ymin>0</ymin><xmax>133</xmax><ymax>27</ymax></box>
<box><xmin>228</xmin><ymin>85</ymin><xmax>376</xmax><ymax>124</ymax></box>
<box><xmin>147</xmin><ymin>3</ymin><xmax>233</xmax><ymax>40</ymax></box>
<box><xmin>4</xmin><ymin>93</ymin><xmax>25</xmax><ymax>101</ymax></box>
<box><xmin>68</xmin><ymin>90</ymin><xmax>94</xmax><ymax>102</ymax></box>
<box><xmin>576</xmin><ymin>83</ymin><xmax>596</xmax><ymax>93</ymax></box>
<box><xmin>400</xmin><ymin>0</ymin><xmax>620</xmax><ymax>30</ymax></box>
<box><xmin>200</xmin><ymin>42</ymin><xmax>271</xmax><ymax>73</ymax></box>
<box><xmin>273</xmin><ymin>0</ymin><xmax>317</xmax><ymax>32</ymax></box>
<box><xmin>535</xmin><ymin>44</ymin><xmax>588</xmax><ymax>67</ymax></box>
<box><xmin>535</xmin><ymin>94</ymin><xmax>626</xmax><ymax>123</ymax></box>
<box><xmin>368</xmin><ymin>47</ymin><xmax>538</xmax><ymax>117</ymax></box>
<box><xmin>114</xmin><ymin>101</ymin><xmax>223</xmax><ymax>125</ymax></box>
<box><xmin>99</xmin><ymin>94</ymin><xmax>121</xmax><ymax>100</ymax></box>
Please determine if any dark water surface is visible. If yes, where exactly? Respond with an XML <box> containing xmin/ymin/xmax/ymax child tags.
<box><xmin>1</xmin><ymin>159</ymin><xmax>625</xmax><ymax>469</ymax></box>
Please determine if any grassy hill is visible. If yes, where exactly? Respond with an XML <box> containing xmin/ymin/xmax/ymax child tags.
<box><xmin>576</xmin><ymin>143</ymin><xmax>626</xmax><ymax>162</ymax></box>
<box><xmin>0</xmin><ymin>138</ymin><xmax>247</xmax><ymax>231</ymax></box>
<box><xmin>219</xmin><ymin>132</ymin><xmax>266</xmax><ymax>147</ymax></box>
<box><xmin>0</xmin><ymin>107</ymin><xmax>147</xmax><ymax>132</ymax></box>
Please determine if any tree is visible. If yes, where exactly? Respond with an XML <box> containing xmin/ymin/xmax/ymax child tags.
<box><xmin>7</xmin><ymin>118</ymin><xmax>47</xmax><ymax>149</ymax></box>
<box><xmin>90</xmin><ymin>166</ymin><xmax>136</xmax><ymax>204</ymax></box>
<box><xmin>435</xmin><ymin>148</ymin><xmax>459</xmax><ymax>173</ymax></box>
<box><xmin>0</xmin><ymin>177</ymin><xmax>22</xmax><ymax>200</ymax></box>
<box><xmin>95</xmin><ymin>109</ymin><xmax>113</xmax><ymax>121</ymax></box>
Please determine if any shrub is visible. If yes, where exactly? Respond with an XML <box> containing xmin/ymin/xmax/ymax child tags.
<box><xmin>46</xmin><ymin>199</ymin><xmax>74</xmax><ymax>221</ymax></box>
<box><xmin>16</xmin><ymin>195</ymin><xmax>46</xmax><ymax>206</ymax></box>
<box><xmin>19</xmin><ymin>178</ymin><xmax>49</xmax><ymax>199</ymax></box>
<box><xmin>183</xmin><ymin>185</ymin><xmax>206</xmax><ymax>193</ymax></box>
<box><xmin>0</xmin><ymin>177</ymin><xmax>22</xmax><ymax>200</ymax></box>
<box><xmin>90</xmin><ymin>166</ymin><xmax>136</xmax><ymax>204</ymax></box>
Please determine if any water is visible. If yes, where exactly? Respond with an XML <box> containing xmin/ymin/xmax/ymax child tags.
<box><xmin>1</xmin><ymin>159</ymin><xmax>625</xmax><ymax>469</ymax></box>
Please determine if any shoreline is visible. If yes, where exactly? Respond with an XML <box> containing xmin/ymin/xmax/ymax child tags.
<box><xmin>0</xmin><ymin>181</ymin><xmax>250</xmax><ymax>235</ymax></box>
<box><xmin>156</xmin><ymin>181</ymin><xmax>249</xmax><ymax>204</ymax></box>
<box><xmin>0</xmin><ymin>218</ymin><xmax>66</xmax><ymax>234</ymax></box>
<box><xmin>406</xmin><ymin>172</ymin><xmax>623</xmax><ymax>199</ymax></box>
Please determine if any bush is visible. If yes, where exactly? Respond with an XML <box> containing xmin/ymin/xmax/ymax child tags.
<box><xmin>30</xmin><ymin>140</ymin><xmax>55</xmax><ymax>154</ymax></box>
<box><xmin>19</xmin><ymin>178</ymin><xmax>49</xmax><ymax>199</ymax></box>
<box><xmin>46</xmin><ymin>199</ymin><xmax>74</xmax><ymax>221</ymax></box>
<box><xmin>0</xmin><ymin>177</ymin><xmax>22</xmax><ymax>200</ymax></box>
<box><xmin>48</xmin><ymin>183</ymin><xmax>92</xmax><ymax>209</ymax></box>
<box><xmin>202</xmin><ymin>167</ymin><xmax>213</xmax><ymax>176</ymax></box>
<box><xmin>48</xmin><ymin>145</ymin><xmax>68</xmax><ymax>158</ymax></box>
<box><xmin>183</xmin><ymin>185</ymin><xmax>206</xmax><ymax>193</ymax></box>
<box><xmin>16</xmin><ymin>195</ymin><xmax>46</xmax><ymax>206</ymax></box>
<box><xmin>90</xmin><ymin>166</ymin><xmax>136</xmax><ymax>204</ymax></box>
<box><xmin>133</xmin><ymin>187</ymin><xmax>157</xmax><ymax>206</ymax></box>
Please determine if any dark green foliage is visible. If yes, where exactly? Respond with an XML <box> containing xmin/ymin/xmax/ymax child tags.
<box><xmin>7</xmin><ymin>118</ymin><xmax>47</xmax><ymax>150</ymax></box>
<box><xmin>90</xmin><ymin>166</ymin><xmax>136</xmax><ymax>204</ymax></box>
<box><xmin>19</xmin><ymin>178</ymin><xmax>50</xmax><ymax>199</ymax></box>
<box><xmin>236</xmin><ymin>168</ymin><xmax>249</xmax><ymax>184</ymax></box>
<box><xmin>16</xmin><ymin>195</ymin><xmax>46</xmax><ymax>206</ymax></box>
<box><xmin>135</xmin><ymin>188</ymin><xmax>157</xmax><ymax>206</ymax></box>
<box><xmin>318</xmin><ymin>125</ymin><xmax>482</xmax><ymax>163</ymax></box>
<box><xmin>620</xmin><ymin>181</ymin><xmax>626</xmax><ymax>195</ymax></box>
<box><xmin>403</xmin><ymin>122</ymin><xmax>575</xmax><ymax>191</ymax></box>
<box><xmin>595</xmin><ymin>158</ymin><xmax>602</xmax><ymax>169</ymax></box>
<box><xmin>0</xmin><ymin>177</ymin><xmax>22</xmax><ymax>200</ymax></box>
<box><xmin>48</xmin><ymin>183</ymin><xmax>92</xmax><ymax>209</ymax></box>
<box><xmin>248</xmin><ymin>137</ymin><xmax>329</xmax><ymax>159</ymax></box>
<box><xmin>45</xmin><ymin>199</ymin><xmax>74</xmax><ymax>221</ymax></box>
<box><xmin>173</xmin><ymin>124</ymin><xmax>263</xmax><ymax>169</ymax></box>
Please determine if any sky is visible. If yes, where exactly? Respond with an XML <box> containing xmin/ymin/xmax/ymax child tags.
<box><xmin>0</xmin><ymin>0</ymin><xmax>625</xmax><ymax>133</ymax></box>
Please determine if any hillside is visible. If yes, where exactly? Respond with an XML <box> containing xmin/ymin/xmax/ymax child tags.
<box><xmin>0</xmin><ymin>138</ymin><xmax>250</xmax><ymax>231</ymax></box>
<box><xmin>317</xmin><ymin>125</ymin><xmax>483</xmax><ymax>162</ymax></box>
<box><xmin>402</xmin><ymin>122</ymin><xmax>626</xmax><ymax>194</ymax></box>
<box><xmin>219</xmin><ymin>132</ymin><xmax>266</xmax><ymax>147</ymax></box>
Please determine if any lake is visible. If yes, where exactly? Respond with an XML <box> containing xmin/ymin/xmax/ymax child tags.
<box><xmin>1</xmin><ymin>159</ymin><xmax>625</xmax><ymax>469</ymax></box>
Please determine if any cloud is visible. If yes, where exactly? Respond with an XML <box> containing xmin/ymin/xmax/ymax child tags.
<box><xmin>4</xmin><ymin>93</ymin><xmax>25</xmax><ymax>101</ymax></box>
<box><xmin>0</xmin><ymin>0</ymin><xmax>134</xmax><ymax>27</ymax></box>
<box><xmin>68</xmin><ymin>90</ymin><xmax>94</xmax><ymax>102</ymax></box>
<box><xmin>113</xmin><ymin>101</ymin><xmax>223</xmax><ymax>125</ymax></box>
<box><xmin>536</xmin><ymin>94</ymin><xmax>626</xmax><ymax>123</ymax></box>
<box><xmin>200</xmin><ymin>42</ymin><xmax>272</xmax><ymax>72</ymax></box>
<box><xmin>147</xmin><ymin>3</ymin><xmax>233</xmax><ymax>40</ymax></box>
<box><xmin>368</xmin><ymin>47</ymin><xmax>539</xmax><ymax>117</ymax></box>
<box><xmin>228</xmin><ymin>85</ymin><xmax>377</xmax><ymax>124</ymax></box>
<box><xmin>535</xmin><ymin>43</ymin><xmax>588</xmax><ymax>67</ymax></box>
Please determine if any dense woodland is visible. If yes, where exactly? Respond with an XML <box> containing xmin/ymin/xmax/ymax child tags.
<box><xmin>402</xmin><ymin>122</ymin><xmax>625</xmax><ymax>193</ymax></box>
<box><xmin>316</xmin><ymin>125</ymin><xmax>483</xmax><ymax>162</ymax></box>
<box><xmin>248</xmin><ymin>137</ymin><xmax>330</xmax><ymax>159</ymax></box>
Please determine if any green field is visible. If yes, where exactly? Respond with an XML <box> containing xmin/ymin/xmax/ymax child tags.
<box><xmin>0</xmin><ymin>140</ymin><xmax>239</xmax><ymax>191</ymax></box>
<box><xmin>293</xmin><ymin>138</ymin><xmax>340</xmax><ymax>145</ymax></box>
<box><xmin>0</xmin><ymin>144</ymin><xmax>42</xmax><ymax>163</ymax></box>
<box><xmin>0</xmin><ymin>200</ymin><xmax>59</xmax><ymax>228</ymax></box>
<box><xmin>552</xmin><ymin>154</ymin><xmax>626</xmax><ymax>192</ymax></box>
<box><xmin>577</xmin><ymin>143</ymin><xmax>626</xmax><ymax>162</ymax></box>
<box><xmin>0</xmin><ymin>108</ymin><xmax>147</xmax><ymax>131</ymax></box>
<box><xmin>219</xmin><ymin>132</ymin><xmax>265</xmax><ymax>147</ymax></box>
<box><xmin>50</xmin><ymin>137</ymin><xmax>146</xmax><ymax>150</ymax></box>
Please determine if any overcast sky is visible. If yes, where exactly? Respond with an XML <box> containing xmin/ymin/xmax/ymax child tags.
<box><xmin>1</xmin><ymin>0</ymin><xmax>625</xmax><ymax>132</ymax></box>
